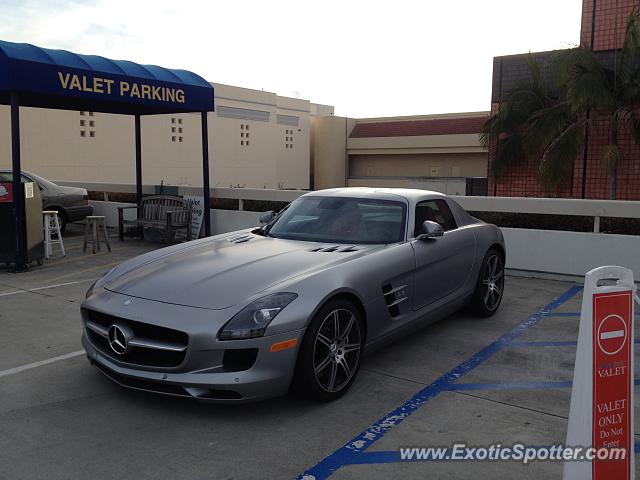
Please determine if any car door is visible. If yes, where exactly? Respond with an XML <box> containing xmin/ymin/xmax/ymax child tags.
<box><xmin>411</xmin><ymin>199</ymin><xmax>476</xmax><ymax>310</ymax></box>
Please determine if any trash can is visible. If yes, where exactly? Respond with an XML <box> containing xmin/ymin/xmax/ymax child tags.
<box><xmin>0</xmin><ymin>181</ymin><xmax>45</xmax><ymax>267</ymax></box>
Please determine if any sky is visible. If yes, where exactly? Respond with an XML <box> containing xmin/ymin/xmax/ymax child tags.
<box><xmin>0</xmin><ymin>0</ymin><xmax>583</xmax><ymax>118</ymax></box>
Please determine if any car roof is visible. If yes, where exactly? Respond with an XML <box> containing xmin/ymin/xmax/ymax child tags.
<box><xmin>302</xmin><ymin>187</ymin><xmax>448</xmax><ymax>203</ymax></box>
<box><xmin>0</xmin><ymin>169</ymin><xmax>57</xmax><ymax>188</ymax></box>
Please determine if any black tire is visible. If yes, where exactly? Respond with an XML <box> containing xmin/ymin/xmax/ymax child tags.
<box><xmin>59</xmin><ymin>212</ymin><xmax>67</xmax><ymax>234</ymax></box>
<box><xmin>53</xmin><ymin>211</ymin><xmax>67</xmax><ymax>235</ymax></box>
<box><xmin>293</xmin><ymin>299</ymin><xmax>364</xmax><ymax>402</ymax></box>
<box><xmin>469</xmin><ymin>248</ymin><xmax>505</xmax><ymax>317</ymax></box>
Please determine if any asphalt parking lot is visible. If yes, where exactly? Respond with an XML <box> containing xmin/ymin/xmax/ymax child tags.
<box><xmin>1</xmin><ymin>227</ymin><xmax>638</xmax><ymax>480</ymax></box>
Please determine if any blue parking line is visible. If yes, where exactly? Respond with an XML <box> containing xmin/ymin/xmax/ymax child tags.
<box><xmin>448</xmin><ymin>379</ymin><xmax>640</xmax><ymax>391</ymax></box>
<box><xmin>447</xmin><ymin>381</ymin><xmax>573</xmax><ymax>391</ymax></box>
<box><xmin>344</xmin><ymin>443</ymin><xmax>640</xmax><ymax>465</ymax></box>
<box><xmin>509</xmin><ymin>341</ymin><xmax>578</xmax><ymax>348</ymax></box>
<box><xmin>509</xmin><ymin>339</ymin><xmax>640</xmax><ymax>348</ymax></box>
<box><xmin>296</xmin><ymin>285</ymin><xmax>582</xmax><ymax>479</ymax></box>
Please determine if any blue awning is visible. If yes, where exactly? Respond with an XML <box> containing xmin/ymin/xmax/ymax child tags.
<box><xmin>0</xmin><ymin>40</ymin><xmax>214</xmax><ymax>114</ymax></box>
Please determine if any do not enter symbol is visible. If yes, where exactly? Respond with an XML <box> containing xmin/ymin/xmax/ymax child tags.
<box><xmin>597</xmin><ymin>314</ymin><xmax>627</xmax><ymax>356</ymax></box>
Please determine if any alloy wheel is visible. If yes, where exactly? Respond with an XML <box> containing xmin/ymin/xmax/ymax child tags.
<box><xmin>482</xmin><ymin>254</ymin><xmax>504</xmax><ymax>311</ymax></box>
<box><xmin>313</xmin><ymin>308</ymin><xmax>362</xmax><ymax>393</ymax></box>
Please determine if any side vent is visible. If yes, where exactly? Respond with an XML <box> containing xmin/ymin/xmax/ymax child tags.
<box><xmin>382</xmin><ymin>283</ymin><xmax>408</xmax><ymax>318</ymax></box>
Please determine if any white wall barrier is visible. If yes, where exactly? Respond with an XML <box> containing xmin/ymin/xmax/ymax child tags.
<box><xmin>502</xmin><ymin>228</ymin><xmax>640</xmax><ymax>280</ymax></box>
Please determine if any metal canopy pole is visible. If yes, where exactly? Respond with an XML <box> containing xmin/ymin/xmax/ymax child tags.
<box><xmin>10</xmin><ymin>92</ymin><xmax>26</xmax><ymax>271</ymax></box>
<box><xmin>201</xmin><ymin>112</ymin><xmax>211</xmax><ymax>237</ymax></box>
<box><xmin>134</xmin><ymin>114</ymin><xmax>142</xmax><ymax>205</ymax></box>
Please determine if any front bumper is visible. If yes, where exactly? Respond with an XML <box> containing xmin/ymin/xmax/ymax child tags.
<box><xmin>81</xmin><ymin>291</ymin><xmax>305</xmax><ymax>403</ymax></box>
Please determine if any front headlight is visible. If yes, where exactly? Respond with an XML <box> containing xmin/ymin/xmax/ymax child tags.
<box><xmin>218</xmin><ymin>293</ymin><xmax>298</xmax><ymax>340</ymax></box>
<box><xmin>85</xmin><ymin>267</ymin><xmax>117</xmax><ymax>299</ymax></box>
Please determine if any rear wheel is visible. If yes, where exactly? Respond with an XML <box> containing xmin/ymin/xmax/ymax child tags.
<box><xmin>470</xmin><ymin>248</ymin><xmax>505</xmax><ymax>317</ymax></box>
<box><xmin>293</xmin><ymin>299</ymin><xmax>364</xmax><ymax>401</ymax></box>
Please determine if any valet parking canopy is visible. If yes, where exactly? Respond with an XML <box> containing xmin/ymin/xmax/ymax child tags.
<box><xmin>0</xmin><ymin>40</ymin><xmax>215</xmax><ymax>270</ymax></box>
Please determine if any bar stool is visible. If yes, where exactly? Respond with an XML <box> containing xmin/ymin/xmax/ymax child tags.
<box><xmin>83</xmin><ymin>215</ymin><xmax>112</xmax><ymax>254</ymax></box>
<box><xmin>43</xmin><ymin>210</ymin><xmax>66</xmax><ymax>259</ymax></box>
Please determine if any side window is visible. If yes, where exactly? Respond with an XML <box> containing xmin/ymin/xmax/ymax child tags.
<box><xmin>0</xmin><ymin>173</ymin><xmax>31</xmax><ymax>184</ymax></box>
<box><xmin>414</xmin><ymin>199</ymin><xmax>457</xmax><ymax>236</ymax></box>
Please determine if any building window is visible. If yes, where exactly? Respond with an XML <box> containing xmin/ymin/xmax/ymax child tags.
<box><xmin>88</xmin><ymin>111</ymin><xmax>94</xmax><ymax>117</ymax></box>
<box><xmin>89</xmin><ymin>131</ymin><xmax>95</xmax><ymax>138</ymax></box>
<box><xmin>80</xmin><ymin>130</ymin><xmax>86</xmax><ymax>137</ymax></box>
<box><xmin>80</xmin><ymin>120</ymin><xmax>85</xmax><ymax>126</ymax></box>
<box><xmin>285</xmin><ymin>129</ymin><xmax>294</xmax><ymax>149</ymax></box>
<box><xmin>80</xmin><ymin>111</ymin><xmax>86</xmax><ymax>116</ymax></box>
<box><xmin>240</xmin><ymin>124</ymin><xmax>251</xmax><ymax>145</ymax></box>
<box><xmin>171</xmin><ymin>118</ymin><xmax>176</xmax><ymax>124</ymax></box>
<box><xmin>178</xmin><ymin>127</ymin><xmax>183</xmax><ymax>133</ymax></box>
<box><xmin>172</xmin><ymin>127</ymin><xmax>176</xmax><ymax>133</ymax></box>
<box><xmin>172</xmin><ymin>136</ymin><xmax>176</xmax><ymax>142</ymax></box>
<box><xmin>178</xmin><ymin>136</ymin><xmax>183</xmax><ymax>142</ymax></box>
<box><xmin>89</xmin><ymin>120</ymin><xmax>95</xmax><ymax>127</ymax></box>
<box><xmin>178</xmin><ymin>118</ymin><xmax>182</xmax><ymax>124</ymax></box>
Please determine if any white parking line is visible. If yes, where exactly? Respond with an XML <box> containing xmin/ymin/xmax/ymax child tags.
<box><xmin>0</xmin><ymin>279</ymin><xmax>94</xmax><ymax>297</ymax></box>
<box><xmin>0</xmin><ymin>350</ymin><xmax>85</xmax><ymax>378</ymax></box>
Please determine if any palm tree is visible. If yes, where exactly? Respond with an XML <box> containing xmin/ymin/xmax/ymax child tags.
<box><xmin>482</xmin><ymin>11</ymin><xmax>640</xmax><ymax>199</ymax></box>
<box><xmin>480</xmin><ymin>56</ymin><xmax>581</xmax><ymax>194</ymax></box>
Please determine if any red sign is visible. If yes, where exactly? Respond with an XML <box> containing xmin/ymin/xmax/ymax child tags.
<box><xmin>0</xmin><ymin>183</ymin><xmax>13</xmax><ymax>203</ymax></box>
<box><xmin>592</xmin><ymin>290</ymin><xmax>633</xmax><ymax>480</ymax></box>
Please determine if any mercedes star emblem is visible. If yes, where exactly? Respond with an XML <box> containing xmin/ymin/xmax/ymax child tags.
<box><xmin>108</xmin><ymin>324</ymin><xmax>128</xmax><ymax>355</ymax></box>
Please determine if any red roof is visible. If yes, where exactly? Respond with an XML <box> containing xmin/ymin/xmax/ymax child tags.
<box><xmin>349</xmin><ymin>116</ymin><xmax>487</xmax><ymax>138</ymax></box>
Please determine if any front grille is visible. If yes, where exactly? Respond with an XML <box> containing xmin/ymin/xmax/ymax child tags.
<box><xmin>84</xmin><ymin>309</ymin><xmax>189</xmax><ymax>368</ymax></box>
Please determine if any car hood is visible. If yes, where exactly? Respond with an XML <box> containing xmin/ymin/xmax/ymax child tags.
<box><xmin>105</xmin><ymin>232</ymin><xmax>380</xmax><ymax>310</ymax></box>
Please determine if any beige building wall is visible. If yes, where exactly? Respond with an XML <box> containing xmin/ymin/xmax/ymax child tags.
<box><xmin>0</xmin><ymin>83</ymin><xmax>318</xmax><ymax>190</ymax></box>
<box><xmin>311</xmin><ymin>116</ymin><xmax>356</xmax><ymax>190</ymax></box>
<box><xmin>0</xmin><ymin>106</ymin><xmax>136</xmax><ymax>182</ymax></box>
<box><xmin>309</xmin><ymin>113</ymin><xmax>489</xmax><ymax>190</ymax></box>
<box><xmin>349</xmin><ymin>152</ymin><xmax>487</xmax><ymax>178</ymax></box>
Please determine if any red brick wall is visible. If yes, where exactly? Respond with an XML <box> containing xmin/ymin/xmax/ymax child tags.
<box><xmin>582</xmin><ymin>0</ymin><xmax>640</xmax><ymax>51</ymax></box>
<box><xmin>488</xmin><ymin>0</ymin><xmax>640</xmax><ymax>200</ymax></box>
<box><xmin>488</xmin><ymin>109</ymin><xmax>640</xmax><ymax>200</ymax></box>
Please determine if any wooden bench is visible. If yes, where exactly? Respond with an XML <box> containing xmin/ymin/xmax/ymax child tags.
<box><xmin>118</xmin><ymin>195</ymin><xmax>192</xmax><ymax>244</ymax></box>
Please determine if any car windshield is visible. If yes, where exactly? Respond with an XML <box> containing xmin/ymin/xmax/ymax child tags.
<box><xmin>267</xmin><ymin>196</ymin><xmax>407</xmax><ymax>244</ymax></box>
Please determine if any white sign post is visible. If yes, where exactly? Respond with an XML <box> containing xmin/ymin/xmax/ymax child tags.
<box><xmin>183</xmin><ymin>195</ymin><xmax>204</xmax><ymax>240</ymax></box>
<box><xmin>564</xmin><ymin>266</ymin><xmax>637</xmax><ymax>480</ymax></box>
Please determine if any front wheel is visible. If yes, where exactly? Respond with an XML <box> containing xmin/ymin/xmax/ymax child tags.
<box><xmin>470</xmin><ymin>248</ymin><xmax>505</xmax><ymax>317</ymax></box>
<box><xmin>293</xmin><ymin>299</ymin><xmax>364</xmax><ymax>401</ymax></box>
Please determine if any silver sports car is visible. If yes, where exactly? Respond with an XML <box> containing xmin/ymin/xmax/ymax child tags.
<box><xmin>81</xmin><ymin>188</ymin><xmax>505</xmax><ymax>403</ymax></box>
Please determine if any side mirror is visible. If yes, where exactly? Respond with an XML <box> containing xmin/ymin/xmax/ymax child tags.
<box><xmin>259</xmin><ymin>210</ymin><xmax>275</xmax><ymax>224</ymax></box>
<box><xmin>418</xmin><ymin>220</ymin><xmax>444</xmax><ymax>240</ymax></box>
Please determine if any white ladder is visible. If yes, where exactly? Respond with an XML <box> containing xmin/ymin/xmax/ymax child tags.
<box><xmin>43</xmin><ymin>210</ymin><xmax>66</xmax><ymax>259</ymax></box>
